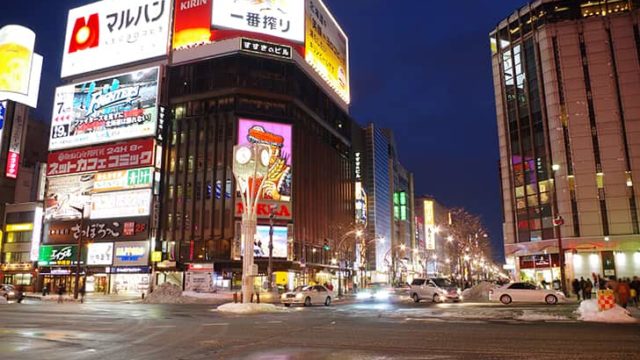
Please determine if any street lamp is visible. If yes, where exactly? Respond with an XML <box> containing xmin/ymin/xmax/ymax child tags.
<box><xmin>232</xmin><ymin>143</ymin><xmax>271</xmax><ymax>304</ymax></box>
<box><xmin>69</xmin><ymin>205</ymin><xmax>86</xmax><ymax>300</ymax></box>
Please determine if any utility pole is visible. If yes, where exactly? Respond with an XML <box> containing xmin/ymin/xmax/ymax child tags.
<box><xmin>267</xmin><ymin>205</ymin><xmax>275</xmax><ymax>292</ymax></box>
<box><xmin>554</xmin><ymin>216</ymin><xmax>567</xmax><ymax>295</ymax></box>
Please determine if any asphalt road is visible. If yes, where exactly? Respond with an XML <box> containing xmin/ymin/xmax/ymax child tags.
<box><xmin>0</xmin><ymin>299</ymin><xmax>638</xmax><ymax>360</ymax></box>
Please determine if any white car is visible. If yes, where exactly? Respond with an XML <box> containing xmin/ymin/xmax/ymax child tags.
<box><xmin>489</xmin><ymin>282</ymin><xmax>565</xmax><ymax>305</ymax></box>
<box><xmin>408</xmin><ymin>278</ymin><xmax>461</xmax><ymax>303</ymax></box>
<box><xmin>281</xmin><ymin>285</ymin><xmax>333</xmax><ymax>307</ymax></box>
<box><xmin>356</xmin><ymin>283</ymin><xmax>393</xmax><ymax>301</ymax></box>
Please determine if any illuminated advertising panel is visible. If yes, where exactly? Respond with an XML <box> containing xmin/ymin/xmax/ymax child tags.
<box><xmin>237</xmin><ymin>119</ymin><xmax>292</xmax><ymax>202</ymax></box>
<box><xmin>211</xmin><ymin>0</ymin><xmax>304</xmax><ymax>43</ymax></box>
<box><xmin>0</xmin><ymin>25</ymin><xmax>42</xmax><ymax>108</ymax></box>
<box><xmin>90</xmin><ymin>189</ymin><xmax>152</xmax><ymax>219</ymax></box>
<box><xmin>424</xmin><ymin>200</ymin><xmax>435</xmax><ymax>251</ymax></box>
<box><xmin>44</xmin><ymin>173</ymin><xmax>94</xmax><ymax>221</ymax></box>
<box><xmin>6</xmin><ymin>107</ymin><xmax>26</xmax><ymax>179</ymax></box>
<box><xmin>47</xmin><ymin>138</ymin><xmax>155</xmax><ymax>177</ymax></box>
<box><xmin>38</xmin><ymin>245</ymin><xmax>83</xmax><ymax>266</ymax></box>
<box><xmin>49</xmin><ymin>68</ymin><xmax>159</xmax><ymax>151</ymax></box>
<box><xmin>0</xmin><ymin>101</ymin><xmax>5</xmax><ymax>152</ymax></box>
<box><xmin>305</xmin><ymin>0</ymin><xmax>350</xmax><ymax>103</ymax></box>
<box><xmin>61</xmin><ymin>0</ymin><xmax>171</xmax><ymax>77</ymax></box>
<box><xmin>45</xmin><ymin>217</ymin><xmax>150</xmax><ymax>244</ymax></box>
<box><xmin>87</xmin><ymin>242</ymin><xmax>114</xmax><ymax>265</ymax></box>
<box><xmin>30</xmin><ymin>206</ymin><xmax>43</xmax><ymax>261</ymax></box>
<box><xmin>240</xmin><ymin>225</ymin><xmax>288</xmax><ymax>258</ymax></box>
<box><xmin>113</xmin><ymin>241</ymin><xmax>149</xmax><ymax>266</ymax></box>
<box><xmin>93</xmin><ymin>167</ymin><xmax>154</xmax><ymax>193</ymax></box>
<box><xmin>172</xmin><ymin>0</ymin><xmax>214</xmax><ymax>49</ymax></box>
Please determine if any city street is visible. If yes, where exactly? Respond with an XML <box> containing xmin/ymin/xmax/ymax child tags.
<box><xmin>1</xmin><ymin>298</ymin><xmax>638</xmax><ymax>360</ymax></box>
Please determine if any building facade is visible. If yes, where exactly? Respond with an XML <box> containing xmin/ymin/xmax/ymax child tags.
<box><xmin>491</xmin><ymin>0</ymin><xmax>640</xmax><ymax>287</ymax></box>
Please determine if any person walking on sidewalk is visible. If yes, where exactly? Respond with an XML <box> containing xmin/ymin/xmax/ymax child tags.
<box><xmin>57</xmin><ymin>285</ymin><xmax>65</xmax><ymax>304</ymax></box>
<box><xmin>80</xmin><ymin>285</ymin><xmax>86</xmax><ymax>304</ymax></box>
<box><xmin>572</xmin><ymin>278</ymin><xmax>581</xmax><ymax>301</ymax></box>
<box><xmin>584</xmin><ymin>278</ymin><xmax>593</xmax><ymax>300</ymax></box>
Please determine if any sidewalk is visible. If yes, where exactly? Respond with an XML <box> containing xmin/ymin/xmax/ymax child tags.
<box><xmin>25</xmin><ymin>292</ymin><xmax>142</xmax><ymax>304</ymax></box>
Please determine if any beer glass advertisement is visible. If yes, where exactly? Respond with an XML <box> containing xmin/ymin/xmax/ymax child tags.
<box><xmin>49</xmin><ymin>67</ymin><xmax>159</xmax><ymax>150</ymax></box>
<box><xmin>237</xmin><ymin>119</ymin><xmax>292</xmax><ymax>202</ymax></box>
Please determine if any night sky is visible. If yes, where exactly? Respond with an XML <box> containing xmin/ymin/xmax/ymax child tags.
<box><xmin>1</xmin><ymin>1</ymin><xmax>523</xmax><ymax>262</ymax></box>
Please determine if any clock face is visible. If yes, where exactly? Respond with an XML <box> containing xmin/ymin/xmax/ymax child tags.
<box><xmin>235</xmin><ymin>147</ymin><xmax>252</xmax><ymax>165</ymax></box>
<box><xmin>260</xmin><ymin>148</ymin><xmax>271</xmax><ymax>167</ymax></box>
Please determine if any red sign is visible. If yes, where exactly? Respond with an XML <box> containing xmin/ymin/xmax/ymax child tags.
<box><xmin>173</xmin><ymin>0</ymin><xmax>213</xmax><ymax>49</ymax></box>
<box><xmin>519</xmin><ymin>254</ymin><xmax>560</xmax><ymax>269</ymax></box>
<box><xmin>68</xmin><ymin>14</ymin><xmax>100</xmax><ymax>53</ymax></box>
<box><xmin>5</xmin><ymin>151</ymin><xmax>19</xmax><ymax>179</ymax></box>
<box><xmin>235</xmin><ymin>201</ymin><xmax>292</xmax><ymax>220</ymax></box>
<box><xmin>47</xmin><ymin>138</ymin><xmax>155</xmax><ymax>176</ymax></box>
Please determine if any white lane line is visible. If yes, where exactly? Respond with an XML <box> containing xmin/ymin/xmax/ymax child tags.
<box><xmin>150</xmin><ymin>325</ymin><xmax>176</xmax><ymax>328</ymax></box>
<box><xmin>202</xmin><ymin>323</ymin><xmax>230</xmax><ymax>326</ymax></box>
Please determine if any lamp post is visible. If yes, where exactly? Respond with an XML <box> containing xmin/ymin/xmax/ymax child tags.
<box><xmin>232</xmin><ymin>143</ymin><xmax>271</xmax><ymax>304</ymax></box>
<box><xmin>69</xmin><ymin>205</ymin><xmax>85</xmax><ymax>300</ymax></box>
<box><xmin>267</xmin><ymin>205</ymin><xmax>276</xmax><ymax>292</ymax></box>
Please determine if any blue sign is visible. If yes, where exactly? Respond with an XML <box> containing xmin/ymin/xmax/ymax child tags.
<box><xmin>0</xmin><ymin>102</ymin><xmax>5</xmax><ymax>130</ymax></box>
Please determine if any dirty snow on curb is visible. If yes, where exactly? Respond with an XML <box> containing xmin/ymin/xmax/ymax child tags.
<box><xmin>515</xmin><ymin>310</ymin><xmax>570</xmax><ymax>321</ymax></box>
<box><xmin>576</xmin><ymin>299</ymin><xmax>638</xmax><ymax>324</ymax></box>
<box><xmin>217</xmin><ymin>303</ymin><xmax>285</xmax><ymax>314</ymax></box>
<box><xmin>461</xmin><ymin>282</ymin><xmax>496</xmax><ymax>302</ymax></box>
<box><xmin>0</xmin><ymin>297</ymin><xmax>7</xmax><ymax>304</ymax></box>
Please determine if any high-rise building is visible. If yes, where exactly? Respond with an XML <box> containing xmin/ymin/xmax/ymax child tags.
<box><xmin>491</xmin><ymin>0</ymin><xmax>640</xmax><ymax>287</ymax></box>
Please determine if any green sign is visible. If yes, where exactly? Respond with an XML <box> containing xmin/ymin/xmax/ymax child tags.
<box><xmin>127</xmin><ymin>168</ymin><xmax>152</xmax><ymax>187</ymax></box>
<box><xmin>38</xmin><ymin>245</ymin><xmax>83</xmax><ymax>266</ymax></box>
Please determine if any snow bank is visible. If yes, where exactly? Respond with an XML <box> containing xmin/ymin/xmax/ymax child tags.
<box><xmin>461</xmin><ymin>282</ymin><xmax>496</xmax><ymax>302</ymax></box>
<box><xmin>516</xmin><ymin>310</ymin><xmax>569</xmax><ymax>322</ymax></box>
<box><xmin>217</xmin><ymin>302</ymin><xmax>285</xmax><ymax>314</ymax></box>
<box><xmin>143</xmin><ymin>283</ymin><xmax>185</xmax><ymax>304</ymax></box>
<box><xmin>576</xmin><ymin>299</ymin><xmax>638</xmax><ymax>324</ymax></box>
<box><xmin>182</xmin><ymin>291</ymin><xmax>231</xmax><ymax>300</ymax></box>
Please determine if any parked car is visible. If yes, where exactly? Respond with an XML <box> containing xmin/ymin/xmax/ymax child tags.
<box><xmin>0</xmin><ymin>284</ymin><xmax>25</xmax><ymax>303</ymax></box>
<box><xmin>489</xmin><ymin>282</ymin><xmax>565</xmax><ymax>305</ymax></box>
<box><xmin>356</xmin><ymin>282</ymin><xmax>393</xmax><ymax>301</ymax></box>
<box><xmin>408</xmin><ymin>278</ymin><xmax>461</xmax><ymax>303</ymax></box>
<box><xmin>280</xmin><ymin>285</ymin><xmax>333</xmax><ymax>307</ymax></box>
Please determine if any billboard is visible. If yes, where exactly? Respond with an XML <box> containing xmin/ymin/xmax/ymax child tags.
<box><xmin>305</xmin><ymin>0</ymin><xmax>349</xmax><ymax>103</ymax></box>
<box><xmin>237</xmin><ymin>119</ymin><xmax>292</xmax><ymax>202</ymax></box>
<box><xmin>44</xmin><ymin>173</ymin><xmax>94</xmax><ymax>221</ymax></box>
<box><xmin>5</xmin><ymin>105</ymin><xmax>26</xmax><ymax>178</ymax></box>
<box><xmin>93</xmin><ymin>167</ymin><xmax>154</xmax><ymax>193</ymax></box>
<box><xmin>61</xmin><ymin>0</ymin><xmax>171</xmax><ymax>77</ymax></box>
<box><xmin>0</xmin><ymin>25</ymin><xmax>42</xmax><ymax>108</ymax></box>
<box><xmin>87</xmin><ymin>242</ymin><xmax>114</xmax><ymax>265</ymax></box>
<box><xmin>241</xmin><ymin>225</ymin><xmax>288</xmax><ymax>258</ymax></box>
<box><xmin>113</xmin><ymin>241</ymin><xmax>149</xmax><ymax>266</ymax></box>
<box><xmin>90</xmin><ymin>188</ymin><xmax>152</xmax><ymax>219</ymax></box>
<box><xmin>45</xmin><ymin>217</ymin><xmax>150</xmax><ymax>244</ymax></box>
<box><xmin>424</xmin><ymin>200</ymin><xmax>435</xmax><ymax>251</ymax></box>
<box><xmin>47</xmin><ymin>138</ymin><xmax>155</xmax><ymax>177</ymax></box>
<box><xmin>38</xmin><ymin>245</ymin><xmax>82</xmax><ymax>266</ymax></box>
<box><xmin>49</xmin><ymin>67</ymin><xmax>160</xmax><ymax>151</ymax></box>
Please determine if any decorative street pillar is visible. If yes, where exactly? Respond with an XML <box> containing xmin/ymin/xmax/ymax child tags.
<box><xmin>232</xmin><ymin>143</ymin><xmax>271</xmax><ymax>304</ymax></box>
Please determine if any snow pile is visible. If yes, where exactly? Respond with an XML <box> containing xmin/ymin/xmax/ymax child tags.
<box><xmin>182</xmin><ymin>291</ymin><xmax>231</xmax><ymax>300</ymax></box>
<box><xmin>516</xmin><ymin>310</ymin><xmax>569</xmax><ymax>322</ymax></box>
<box><xmin>217</xmin><ymin>302</ymin><xmax>285</xmax><ymax>314</ymax></box>
<box><xmin>461</xmin><ymin>282</ymin><xmax>496</xmax><ymax>302</ymax></box>
<box><xmin>143</xmin><ymin>283</ymin><xmax>185</xmax><ymax>304</ymax></box>
<box><xmin>0</xmin><ymin>296</ymin><xmax>8</xmax><ymax>304</ymax></box>
<box><xmin>576</xmin><ymin>299</ymin><xmax>638</xmax><ymax>324</ymax></box>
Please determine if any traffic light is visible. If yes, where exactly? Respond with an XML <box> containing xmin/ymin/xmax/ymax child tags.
<box><xmin>323</xmin><ymin>239</ymin><xmax>330</xmax><ymax>251</ymax></box>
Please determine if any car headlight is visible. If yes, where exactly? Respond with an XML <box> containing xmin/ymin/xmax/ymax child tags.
<box><xmin>295</xmin><ymin>293</ymin><xmax>303</xmax><ymax>299</ymax></box>
<box><xmin>356</xmin><ymin>291</ymin><xmax>371</xmax><ymax>300</ymax></box>
<box><xmin>374</xmin><ymin>290</ymin><xmax>390</xmax><ymax>299</ymax></box>
<box><xmin>457</xmin><ymin>288</ymin><xmax>462</xmax><ymax>295</ymax></box>
<box><xmin>8</xmin><ymin>291</ymin><xmax>15</xmax><ymax>296</ymax></box>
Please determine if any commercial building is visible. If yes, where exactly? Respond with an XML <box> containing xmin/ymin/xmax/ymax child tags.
<box><xmin>414</xmin><ymin>196</ymin><xmax>450</xmax><ymax>277</ymax></box>
<box><xmin>160</xmin><ymin>0</ymin><xmax>355</xmax><ymax>292</ymax></box>
<box><xmin>491</xmin><ymin>0</ymin><xmax>640</xmax><ymax>287</ymax></box>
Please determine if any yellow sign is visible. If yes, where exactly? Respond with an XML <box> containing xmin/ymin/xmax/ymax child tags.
<box><xmin>424</xmin><ymin>200</ymin><xmax>435</xmax><ymax>225</ymax></box>
<box><xmin>274</xmin><ymin>271</ymin><xmax>288</xmax><ymax>285</ymax></box>
<box><xmin>6</xmin><ymin>223</ymin><xmax>33</xmax><ymax>232</ymax></box>
<box><xmin>151</xmin><ymin>251</ymin><xmax>162</xmax><ymax>263</ymax></box>
<box><xmin>305</xmin><ymin>0</ymin><xmax>350</xmax><ymax>104</ymax></box>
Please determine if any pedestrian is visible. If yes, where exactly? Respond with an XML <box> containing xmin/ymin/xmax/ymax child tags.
<box><xmin>584</xmin><ymin>278</ymin><xmax>593</xmax><ymax>300</ymax></box>
<box><xmin>579</xmin><ymin>277</ymin><xmax>587</xmax><ymax>300</ymax></box>
<box><xmin>42</xmin><ymin>285</ymin><xmax>49</xmax><ymax>297</ymax></box>
<box><xmin>80</xmin><ymin>285</ymin><xmax>86</xmax><ymax>304</ymax></box>
<box><xmin>616</xmin><ymin>279</ymin><xmax>631</xmax><ymax>308</ymax></box>
<box><xmin>540</xmin><ymin>279</ymin><xmax>548</xmax><ymax>290</ymax></box>
<box><xmin>57</xmin><ymin>285</ymin><xmax>65</xmax><ymax>304</ymax></box>
<box><xmin>630</xmin><ymin>276</ymin><xmax>639</xmax><ymax>307</ymax></box>
<box><xmin>572</xmin><ymin>278</ymin><xmax>581</xmax><ymax>301</ymax></box>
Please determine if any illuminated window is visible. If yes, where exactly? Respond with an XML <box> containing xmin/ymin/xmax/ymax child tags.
<box><xmin>596</xmin><ymin>173</ymin><xmax>604</xmax><ymax>188</ymax></box>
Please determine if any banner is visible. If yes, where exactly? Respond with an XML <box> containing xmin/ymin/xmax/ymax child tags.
<box><xmin>90</xmin><ymin>188</ymin><xmax>152</xmax><ymax>219</ymax></box>
<box><xmin>44</xmin><ymin>173</ymin><xmax>94</xmax><ymax>221</ymax></box>
<box><xmin>305</xmin><ymin>0</ymin><xmax>350</xmax><ymax>103</ymax></box>
<box><xmin>93</xmin><ymin>167</ymin><xmax>153</xmax><ymax>193</ymax></box>
<box><xmin>49</xmin><ymin>67</ymin><xmax>160</xmax><ymax>151</ymax></box>
<box><xmin>47</xmin><ymin>138</ymin><xmax>155</xmax><ymax>177</ymax></box>
<box><xmin>6</xmin><ymin>107</ymin><xmax>26</xmax><ymax>179</ymax></box>
<box><xmin>113</xmin><ymin>241</ymin><xmax>149</xmax><ymax>266</ymax></box>
<box><xmin>45</xmin><ymin>217</ymin><xmax>150</xmax><ymax>244</ymax></box>
<box><xmin>61</xmin><ymin>0</ymin><xmax>170</xmax><ymax>77</ymax></box>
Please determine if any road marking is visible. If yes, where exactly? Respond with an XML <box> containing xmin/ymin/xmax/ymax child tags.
<box><xmin>202</xmin><ymin>323</ymin><xmax>229</xmax><ymax>326</ymax></box>
<box><xmin>150</xmin><ymin>325</ymin><xmax>176</xmax><ymax>328</ymax></box>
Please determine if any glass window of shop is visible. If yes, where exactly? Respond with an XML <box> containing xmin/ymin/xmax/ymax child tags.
<box><xmin>2</xmin><ymin>273</ymin><xmax>32</xmax><ymax>286</ymax></box>
<box><xmin>3</xmin><ymin>252</ymin><xmax>31</xmax><ymax>263</ymax></box>
<box><xmin>4</xmin><ymin>231</ymin><xmax>33</xmax><ymax>243</ymax></box>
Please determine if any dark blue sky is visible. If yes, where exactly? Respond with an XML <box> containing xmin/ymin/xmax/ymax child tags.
<box><xmin>1</xmin><ymin>1</ymin><xmax>522</xmax><ymax>262</ymax></box>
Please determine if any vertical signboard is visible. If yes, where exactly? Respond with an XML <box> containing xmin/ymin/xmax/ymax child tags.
<box><xmin>6</xmin><ymin>109</ymin><xmax>25</xmax><ymax>179</ymax></box>
<box><xmin>305</xmin><ymin>0</ymin><xmax>350</xmax><ymax>103</ymax></box>
<box><xmin>237</xmin><ymin>119</ymin><xmax>292</xmax><ymax>202</ymax></box>
<box><xmin>49</xmin><ymin>67</ymin><xmax>160</xmax><ymax>151</ymax></box>
<box><xmin>30</xmin><ymin>206</ymin><xmax>43</xmax><ymax>261</ymax></box>
<box><xmin>424</xmin><ymin>200</ymin><xmax>435</xmax><ymax>251</ymax></box>
<box><xmin>0</xmin><ymin>101</ymin><xmax>5</xmax><ymax>154</ymax></box>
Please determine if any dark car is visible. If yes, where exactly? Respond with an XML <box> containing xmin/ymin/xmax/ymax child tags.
<box><xmin>0</xmin><ymin>284</ymin><xmax>25</xmax><ymax>303</ymax></box>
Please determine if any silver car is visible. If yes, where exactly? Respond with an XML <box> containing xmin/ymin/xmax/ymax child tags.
<box><xmin>0</xmin><ymin>284</ymin><xmax>25</xmax><ymax>303</ymax></box>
